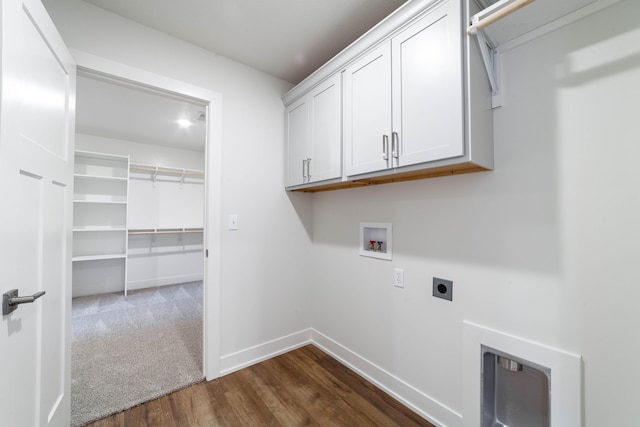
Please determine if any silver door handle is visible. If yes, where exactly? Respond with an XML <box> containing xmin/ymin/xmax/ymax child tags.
<box><xmin>3</xmin><ymin>289</ymin><xmax>46</xmax><ymax>315</ymax></box>
<box><xmin>382</xmin><ymin>135</ymin><xmax>389</xmax><ymax>161</ymax></box>
<box><xmin>306</xmin><ymin>158</ymin><xmax>311</xmax><ymax>181</ymax></box>
<box><xmin>302</xmin><ymin>159</ymin><xmax>307</xmax><ymax>181</ymax></box>
<box><xmin>392</xmin><ymin>132</ymin><xmax>399</xmax><ymax>160</ymax></box>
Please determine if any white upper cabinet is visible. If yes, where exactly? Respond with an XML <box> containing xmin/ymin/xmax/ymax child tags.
<box><xmin>309</xmin><ymin>74</ymin><xmax>342</xmax><ymax>183</ymax></box>
<box><xmin>285</xmin><ymin>74</ymin><xmax>342</xmax><ymax>188</ymax></box>
<box><xmin>285</xmin><ymin>97</ymin><xmax>309</xmax><ymax>187</ymax></box>
<box><xmin>392</xmin><ymin>0</ymin><xmax>463</xmax><ymax>168</ymax></box>
<box><xmin>283</xmin><ymin>0</ymin><xmax>495</xmax><ymax>191</ymax></box>
<box><xmin>345</xmin><ymin>0</ymin><xmax>463</xmax><ymax>177</ymax></box>
<box><xmin>343</xmin><ymin>42</ymin><xmax>392</xmax><ymax>176</ymax></box>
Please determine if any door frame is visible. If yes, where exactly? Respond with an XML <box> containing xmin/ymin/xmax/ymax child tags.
<box><xmin>72</xmin><ymin>50</ymin><xmax>222</xmax><ymax>379</ymax></box>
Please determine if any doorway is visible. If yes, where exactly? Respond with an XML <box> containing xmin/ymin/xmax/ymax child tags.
<box><xmin>70</xmin><ymin>65</ymin><xmax>220</xmax><ymax>425</ymax></box>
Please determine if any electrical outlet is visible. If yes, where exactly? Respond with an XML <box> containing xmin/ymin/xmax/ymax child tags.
<box><xmin>394</xmin><ymin>268</ymin><xmax>404</xmax><ymax>288</ymax></box>
<box><xmin>432</xmin><ymin>277</ymin><xmax>453</xmax><ymax>301</ymax></box>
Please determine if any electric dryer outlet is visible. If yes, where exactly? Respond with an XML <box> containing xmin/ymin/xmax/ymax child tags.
<box><xmin>432</xmin><ymin>277</ymin><xmax>453</xmax><ymax>301</ymax></box>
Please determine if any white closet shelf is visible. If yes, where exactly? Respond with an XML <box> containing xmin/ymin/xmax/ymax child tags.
<box><xmin>73</xmin><ymin>199</ymin><xmax>127</xmax><ymax>204</ymax></box>
<box><xmin>74</xmin><ymin>173</ymin><xmax>128</xmax><ymax>182</ymax></box>
<box><xmin>72</xmin><ymin>149</ymin><xmax>131</xmax><ymax>297</ymax></box>
<box><xmin>128</xmin><ymin>228</ymin><xmax>204</xmax><ymax>235</ymax></box>
<box><xmin>73</xmin><ymin>226</ymin><xmax>127</xmax><ymax>232</ymax></box>
<box><xmin>129</xmin><ymin>163</ymin><xmax>204</xmax><ymax>178</ymax></box>
<box><xmin>72</xmin><ymin>253</ymin><xmax>127</xmax><ymax>262</ymax></box>
<box><xmin>467</xmin><ymin>0</ymin><xmax>617</xmax><ymax>106</ymax></box>
<box><xmin>75</xmin><ymin>150</ymin><xmax>129</xmax><ymax>162</ymax></box>
<box><xmin>467</xmin><ymin>0</ymin><xmax>610</xmax><ymax>46</ymax></box>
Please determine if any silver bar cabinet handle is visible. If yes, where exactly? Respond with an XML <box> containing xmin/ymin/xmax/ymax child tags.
<box><xmin>306</xmin><ymin>158</ymin><xmax>311</xmax><ymax>181</ymax></box>
<box><xmin>382</xmin><ymin>135</ymin><xmax>389</xmax><ymax>161</ymax></box>
<box><xmin>302</xmin><ymin>159</ymin><xmax>307</xmax><ymax>181</ymax></box>
<box><xmin>392</xmin><ymin>132</ymin><xmax>399</xmax><ymax>160</ymax></box>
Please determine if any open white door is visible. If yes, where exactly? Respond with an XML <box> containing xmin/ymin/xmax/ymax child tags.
<box><xmin>0</xmin><ymin>0</ymin><xmax>75</xmax><ymax>425</ymax></box>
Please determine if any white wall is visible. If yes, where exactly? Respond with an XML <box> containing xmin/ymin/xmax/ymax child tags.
<box><xmin>45</xmin><ymin>0</ymin><xmax>313</xmax><ymax>363</ymax></box>
<box><xmin>310</xmin><ymin>1</ymin><xmax>640</xmax><ymax>425</ymax></box>
<box><xmin>47</xmin><ymin>0</ymin><xmax>640</xmax><ymax>425</ymax></box>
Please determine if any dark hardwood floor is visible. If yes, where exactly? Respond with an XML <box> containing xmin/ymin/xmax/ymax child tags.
<box><xmin>86</xmin><ymin>344</ymin><xmax>435</xmax><ymax>426</ymax></box>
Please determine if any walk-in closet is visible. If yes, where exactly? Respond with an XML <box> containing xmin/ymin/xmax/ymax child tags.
<box><xmin>71</xmin><ymin>71</ymin><xmax>207</xmax><ymax>426</ymax></box>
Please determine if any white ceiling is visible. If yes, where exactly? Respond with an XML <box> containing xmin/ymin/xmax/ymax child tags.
<box><xmin>76</xmin><ymin>73</ymin><xmax>207</xmax><ymax>151</ymax></box>
<box><xmin>81</xmin><ymin>0</ymin><xmax>408</xmax><ymax>84</ymax></box>
<box><xmin>75</xmin><ymin>0</ymin><xmax>409</xmax><ymax>151</ymax></box>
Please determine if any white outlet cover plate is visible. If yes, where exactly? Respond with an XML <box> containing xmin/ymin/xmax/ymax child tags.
<box><xmin>394</xmin><ymin>268</ymin><xmax>404</xmax><ymax>288</ymax></box>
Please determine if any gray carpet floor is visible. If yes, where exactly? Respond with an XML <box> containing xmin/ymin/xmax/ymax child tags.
<box><xmin>71</xmin><ymin>281</ymin><xmax>204</xmax><ymax>427</ymax></box>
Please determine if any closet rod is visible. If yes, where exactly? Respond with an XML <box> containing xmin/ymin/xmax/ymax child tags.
<box><xmin>128</xmin><ymin>228</ymin><xmax>204</xmax><ymax>235</ymax></box>
<box><xmin>467</xmin><ymin>0</ymin><xmax>536</xmax><ymax>35</ymax></box>
<box><xmin>129</xmin><ymin>164</ymin><xmax>204</xmax><ymax>177</ymax></box>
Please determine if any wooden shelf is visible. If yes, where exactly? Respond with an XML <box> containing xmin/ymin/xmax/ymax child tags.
<box><xmin>289</xmin><ymin>162</ymin><xmax>489</xmax><ymax>192</ymax></box>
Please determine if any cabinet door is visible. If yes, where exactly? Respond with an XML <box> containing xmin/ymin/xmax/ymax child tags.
<box><xmin>344</xmin><ymin>41</ymin><xmax>392</xmax><ymax>177</ymax></box>
<box><xmin>309</xmin><ymin>73</ymin><xmax>342</xmax><ymax>183</ymax></box>
<box><xmin>392</xmin><ymin>0</ymin><xmax>463</xmax><ymax>167</ymax></box>
<box><xmin>285</xmin><ymin>97</ymin><xmax>310</xmax><ymax>187</ymax></box>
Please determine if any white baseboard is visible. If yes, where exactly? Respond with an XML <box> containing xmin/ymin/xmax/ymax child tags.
<box><xmin>218</xmin><ymin>327</ymin><xmax>462</xmax><ymax>427</ymax></box>
<box><xmin>127</xmin><ymin>273</ymin><xmax>204</xmax><ymax>291</ymax></box>
<box><xmin>219</xmin><ymin>329</ymin><xmax>312</xmax><ymax>376</ymax></box>
<box><xmin>311</xmin><ymin>330</ymin><xmax>462</xmax><ymax>427</ymax></box>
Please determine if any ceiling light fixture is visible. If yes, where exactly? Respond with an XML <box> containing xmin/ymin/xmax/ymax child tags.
<box><xmin>177</xmin><ymin>118</ymin><xmax>192</xmax><ymax>128</ymax></box>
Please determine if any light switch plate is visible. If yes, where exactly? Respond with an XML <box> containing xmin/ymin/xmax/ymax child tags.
<box><xmin>228</xmin><ymin>214</ymin><xmax>238</xmax><ymax>230</ymax></box>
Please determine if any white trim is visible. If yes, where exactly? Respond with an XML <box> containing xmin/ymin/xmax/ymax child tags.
<box><xmin>223</xmin><ymin>325</ymin><xmax>581</xmax><ymax>426</ymax></box>
<box><xmin>69</xmin><ymin>49</ymin><xmax>223</xmax><ymax>380</ymax></box>
<box><xmin>311</xmin><ymin>329</ymin><xmax>462</xmax><ymax>427</ymax></box>
<box><xmin>217</xmin><ymin>327</ymin><xmax>463</xmax><ymax>425</ymax></box>
<box><xmin>219</xmin><ymin>329</ymin><xmax>313</xmax><ymax>376</ymax></box>
<box><xmin>71</xmin><ymin>50</ymin><xmax>219</xmax><ymax>105</ymax></box>
<box><xmin>462</xmin><ymin>321</ymin><xmax>582</xmax><ymax>427</ymax></box>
